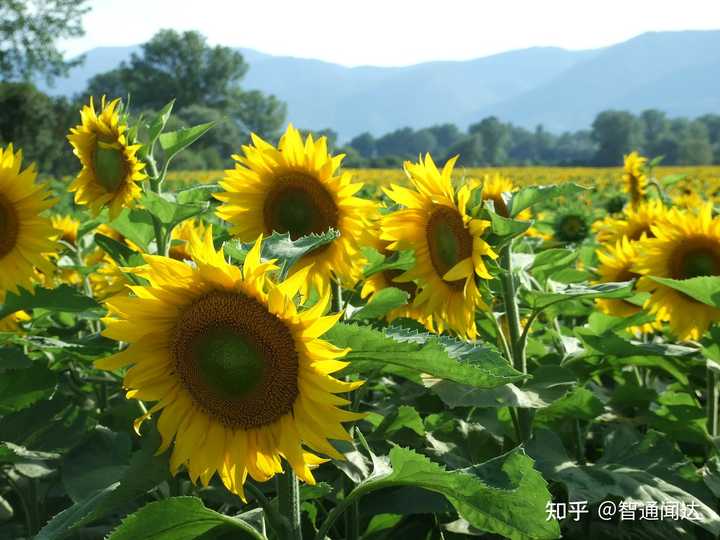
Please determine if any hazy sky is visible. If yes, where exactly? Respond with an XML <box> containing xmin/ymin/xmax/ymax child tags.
<box><xmin>60</xmin><ymin>0</ymin><xmax>720</xmax><ymax>66</ymax></box>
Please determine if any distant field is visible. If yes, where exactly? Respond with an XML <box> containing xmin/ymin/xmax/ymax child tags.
<box><xmin>167</xmin><ymin>165</ymin><xmax>720</xmax><ymax>191</ymax></box>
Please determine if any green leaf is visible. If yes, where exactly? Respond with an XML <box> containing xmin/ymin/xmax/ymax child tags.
<box><xmin>0</xmin><ymin>347</ymin><xmax>31</xmax><ymax>370</ymax></box>
<box><xmin>0</xmin><ymin>442</ymin><xmax>60</xmax><ymax>463</ymax></box>
<box><xmin>36</xmin><ymin>430</ymin><xmax>170</xmax><ymax>540</ymax></box>
<box><xmin>529</xmin><ymin>249</ymin><xmax>578</xmax><ymax>283</ymax></box>
<box><xmin>353</xmin><ymin>447</ymin><xmax>559</xmax><ymax>540</ymax></box>
<box><xmin>159</xmin><ymin>122</ymin><xmax>215</xmax><ymax>165</ymax></box>
<box><xmin>524</xmin><ymin>281</ymin><xmax>634</xmax><ymax>310</ymax></box>
<box><xmin>533</xmin><ymin>387</ymin><xmax>604</xmax><ymax>423</ymax></box>
<box><xmin>427</xmin><ymin>366</ymin><xmax>576</xmax><ymax>409</ymax></box>
<box><xmin>369</xmin><ymin>405</ymin><xmax>426</xmax><ymax>439</ymax></box>
<box><xmin>327</xmin><ymin>323</ymin><xmax>523</xmax><ymax>388</ymax></box>
<box><xmin>488</xmin><ymin>211</ymin><xmax>532</xmax><ymax>241</ymax></box>
<box><xmin>508</xmin><ymin>183</ymin><xmax>587</xmax><ymax>218</ymax></box>
<box><xmin>109</xmin><ymin>209</ymin><xmax>157</xmax><ymax>252</ymax></box>
<box><xmin>350</xmin><ymin>287</ymin><xmax>408</xmax><ymax>321</ymax></box>
<box><xmin>95</xmin><ymin>233</ymin><xmax>145</xmax><ymax>268</ymax></box>
<box><xmin>527</xmin><ymin>429</ymin><xmax>720</xmax><ymax>536</ymax></box>
<box><xmin>176</xmin><ymin>184</ymin><xmax>220</xmax><ymax>204</ymax></box>
<box><xmin>147</xmin><ymin>100</ymin><xmax>175</xmax><ymax>148</ymax></box>
<box><xmin>107</xmin><ymin>497</ymin><xmax>265</xmax><ymax>540</ymax></box>
<box><xmin>0</xmin><ymin>285</ymin><xmax>99</xmax><ymax>320</ymax></box>
<box><xmin>648</xmin><ymin>276</ymin><xmax>720</xmax><ymax>308</ymax></box>
<box><xmin>660</xmin><ymin>173</ymin><xmax>687</xmax><ymax>188</ymax></box>
<box><xmin>575</xmin><ymin>328</ymin><xmax>697</xmax><ymax>358</ymax></box>
<box><xmin>362</xmin><ymin>248</ymin><xmax>415</xmax><ymax>277</ymax></box>
<box><xmin>260</xmin><ymin>229</ymin><xmax>340</xmax><ymax>270</ymax></box>
<box><xmin>0</xmin><ymin>364</ymin><xmax>57</xmax><ymax>413</ymax></box>
<box><xmin>141</xmin><ymin>192</ymin><xmax>207</xmax><ymax>228</ymax></box>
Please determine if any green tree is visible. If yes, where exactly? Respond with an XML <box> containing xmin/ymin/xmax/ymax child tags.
<box><xmin>445</xmin><ymin>134</ymin><xmax>484</xmax><ymax>166</ymax></box>
<box><xmin>640</xmin><ymin>109</ymin><xmax>670</xmax><ymax>157</ymax></box>
<box><xmin>469</xmin><ymin>116</ymin><xmax>510</xmax><ymax>165</ymax></box>
<box><xmin>349</xmin><ymin>132</ymin><xmax>376</xmax><ymax>158</ymax></box>
<box><xmin>591</xmin><ymin>110</ymin><xmax>644</xmax><ymax>165</ymax></box>
<box><xmin>86</xmin><ymin>29</ymin><xmax>248</xmax><ymax>110</ymax></box>
<box><xmin>0</xmin><ymin>82</ymin><xmax>75</xmax><ymax>173</ymax></box>
<box><xmin>0</xmin><ymin>0</ymin><xmax>90</xmax><ymax>83</ymax></box>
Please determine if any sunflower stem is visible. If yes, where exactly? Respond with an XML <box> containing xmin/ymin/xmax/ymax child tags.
<box><xmin>708</xmin><ymin>368</ymin><xmax>718</xmax><ymax>440</ymax></box>
<box><xmin>277</xmin><ymin>462</ymin><xmax>302</xmax><ymax>540</ymax></box>
<box><xmin>499</xmin><ymin>242</ymin><xmax>533</xmax><ymax>443</ymax></box>
<box><xmin>331</xmin><ymin>277</ymin><xmax>343</xmax><ymax>314</ymax></box>
<box><xmin>146</xmin><ymin>153</ymin><xmax>167</xmax><ymax>256</ymax></box>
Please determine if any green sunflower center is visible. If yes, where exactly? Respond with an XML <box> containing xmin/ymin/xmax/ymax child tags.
<box><xmin>263</xmin><ymin>172</ymin><xmax>338</xmax><ymax>240</ymax></box>
<box><xmin>426</xmin><ymin>205</ymin><xmax>473</xmax><ymax>290</ymax></box>
<box><xmin>679</xmin><ymin>249</ymin><xmax>720</xmax><ymax>278</ymax></box>
<box><xmin>555</xmin><ymin>214</ymin><xmax>588</xmax><ymax>242</ymax></box>
<box><xmin>193</xmin><ymin>327</ymin><xmax>265</xmax><ymax>398</ymax></box>
<box><xmin>93</xmin><ymin>139</ymin><xmax>127</xmax><ymax>193</ymax></box>
<box><xmin>0</xmin><ymin>195</ymin><xmax>19</xmax><ymax>259</ymax></box>
<box><xmin>172</xmin><ymin>290</ymin><xmax>299</xmax><ymax>429</ymax></box>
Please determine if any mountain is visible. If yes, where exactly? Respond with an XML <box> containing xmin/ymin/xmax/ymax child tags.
<box><xmin>41</xmin><ymin>30</ymin><xmax>720</xmax><ymax>141</ymax></box>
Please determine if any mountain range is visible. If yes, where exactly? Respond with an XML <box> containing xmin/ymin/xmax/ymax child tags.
<box><xmin>41</xmin><ymin>30</ymin><xmax>720</xmax><ymax>141</ymax></box>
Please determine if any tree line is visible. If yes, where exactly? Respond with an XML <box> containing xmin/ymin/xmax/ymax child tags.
<box><xmin>1</xmin><ymin>2</ymin><xmax>718</xmax><ymax>175</ymax></box>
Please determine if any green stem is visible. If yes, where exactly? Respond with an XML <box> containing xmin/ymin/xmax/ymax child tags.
<box><xmin>277</xmin><ymin>462</ymin><xmax>302</xmax><ymax>540</ymax></box>
<box><xmin>146</xmin><ymin>154</ymin><xmax>167</xmax><ymax>256</ymax></box>
<box><xmin>499</xmin><ymin>242</ymin><xmax>533</xmax><ymax>443</ymax></box>
<box><xmin>245</xmin><ymin>481</ymin><xmax>288</xmax><ymax>535</ymax></box>
<box><xmin>575</xmin><ymin>420</ymin><xmax>586</xmax><ymax>465</ymax></box>
<box><xmin>331</xmin><ymin>277</ymin><xmax>343</xmax><ymax>314</ymax></box>
<box><xmin>708</xmin><ymin>369</ymin><xmax>718</xmax><ymax>439</ymax></box>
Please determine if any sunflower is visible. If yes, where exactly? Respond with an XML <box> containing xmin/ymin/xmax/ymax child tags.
<box><xmin>0</xmin><ymin>144</ymin><xmax>57</xmax><ymax>294</ymax></box>
<box><xmin>380</xmin><ymin>154</ymin><xmax>497</xmax><ymax>339</ymax></box>
<box><xmin>52</xmin><ymin>215</ymin><xmax>80</xmax><ymax>244</ymax></box>
<box><xmin>67</xmin><ymin>97</ymin><xmax>147</xmax><ymax>220</ymax></box>
<box><xmin>595</xmin><ymin>237</ymin><xmax>659</xmax><ymax>334</ymax></box>
<box><xmin>622</xmin><ymin>151</ymin><xmax>648</xmax><ymax>207</ymax></box>
<box><xmin>633</xmin><ymin>204</ymin><xmax>720</xmax><ymax>340</ymax></box>
<box><xmin>215</xmin><ymin>124</ymin><xmax>376</xmax><ymax>297</ymax></box>
<box><xmin>479</xmin><ymin>173</ymin><xmax>531</xmax><ymax>220</ymax></box>
<box><xmin>169</xmin><ymin>219</ymin><xmax>209</xmax><ymax>261</ymax></box>
<box><xmin>553</xmin><ymin>208</ymin><xmax>590</xmax><ymax>243</ymax></box>
<box><xmin>95</xmin><ymin>229</ymin><xmax>362</xmax><ymax>499</ymax></box>
<box><xmin>593</xmin><ymin>200</ymin><xmax>668</xmax><ymax>244</ymax></box>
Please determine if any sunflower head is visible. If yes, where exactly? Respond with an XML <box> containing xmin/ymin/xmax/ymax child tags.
<box><xmin>604</xmin><ymin>194</ymin><xmax>627</xmax><ymax>214</ymax></box>
<box><xmin>553</xmin><ymin>208</ymin><xmax>590</xmax><ymax>243</ymax></box>
<box><xmin>52</xmin><ymin>214</ymin><xmax>80</xmax><ymax>244</ymax></box>
<box><xmin>215</xmin><ymin>124</ymin><xmax>377</xmax><ymax>297</ymax></box>
<box><xmin>592</xmin><ymin>200</ymin><xmax>668</xmax><ymax>244</ymax></box>
<box><xmin>67</xmin><ymin>97</ymin><xmax>147</xmax><ymax>220</ymax></box>
<box><xmin>0</xmin><ymin>144</ymin><xmax>57</xmax><ymax>293</ymax></box>
<box><xmin>595</xmin><ymin>236</ymin><xmax>659</xmax><ymax>334</ymax></box>
<box><xmin>380</xmin><ymin>154</ymin><xmax>497</xmax><ymax>339</ymax></box>
<box><xmin>622</xmin><ymin>151</ymin><xmax>648</xmax><ymax>207</ymax></box>
<box><xmin>633</xmin><ymin>204</ymin><xmax>720</xmax><ymax>340</ymax></box>
<box><xmin>96</xmin><ymin>229</ymin><xmax>362</xmax><ymax>499</ymax></box>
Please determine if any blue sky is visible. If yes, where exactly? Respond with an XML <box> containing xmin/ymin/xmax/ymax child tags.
<box><xmin>60</xmin><ymin>0</ymin><xmax>720</xmax><ymax>66</ymax></box>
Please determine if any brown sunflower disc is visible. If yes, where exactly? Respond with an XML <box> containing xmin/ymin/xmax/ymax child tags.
<box><xmin>263</xmin><ymin>172</ymin><xmax>338</xmax><ymax>240</ymax></box>
<box><xmin>425</xmin><ymin>205</ymin><xmax>473</xmax><ymax>290</ymax></box>
<box><xmin>0</xmin><ymin>195</ymin><xmax>19</xmax><ymax>258</ymax></box>
<box><xmin>171</xmin><ymin>290</ymin><xmax>299</xmax><ymax>429</ymax></box>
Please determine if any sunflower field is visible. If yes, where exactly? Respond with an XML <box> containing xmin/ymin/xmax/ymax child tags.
<box><xmin>2</xmin><ymin>98</ymin><xmax>720</xmax><ymax>540</ymax></box>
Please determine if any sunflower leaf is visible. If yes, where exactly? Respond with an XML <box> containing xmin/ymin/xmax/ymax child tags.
<box><xmin>508</xmin><ymin>183</ymin><xmax>587</xmax><ymax>218</ymax></box>
<box><xmin>648</xmin><ymin>276</ymin><xmax>720</xmax><ymax>308</ymax></box>
<box><xmin>94</xmin><ymin>233</ymin><xmax>145</xmax><ymax>268</ymax></box>
<box><xmin>261</xmin><ymin>229</ymin><xmax>340</xmax><ymax>271</ymax></box>
<box><xmin>158</xmin><ymin>122</ymin><xmax>215</xmax><ymax>166</ymax></box>
<box><xmin>326</xmin><ymin>323</ymin><xmax>523</xmax><ymax>388</ymax></box>
<box><xmin>350</xmin><ymin>287</ymin><xmax>409</xmax><ymax>321</ymax></box>
<box><xmin>362</xmin><ymin>248</ymin><xmax>415</xmax><ymax>277</ymax></box>
<box><xmin>0</xmin><ymin>285</ymin><xmax>99</xmax><ymax>320</ymax></box>
<box><xmin>523</xmin><ymin>281</ymin><xmax>634</xmax><ymax>309</ymax></box>
<box><xmin>341</xmin><ymin>447</ymin><xmax>559</xmax><ymax>540</ymax></box>
<box><xmin>107</xmin><ymin>497</ymin><xmax>266</xmax><ymax>540</ymax></box>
